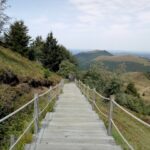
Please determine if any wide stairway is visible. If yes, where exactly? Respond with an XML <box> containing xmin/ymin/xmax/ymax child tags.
<box><xmin>29</xmin><ymin>83</ymin><xmax>121</xmax><ymax>150</ymax></box>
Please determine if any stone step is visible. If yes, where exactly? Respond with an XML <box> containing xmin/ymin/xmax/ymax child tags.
<box><xmin>28</xmin><ymin>83</ymin><xmax>122</xmax><ymax>150</ymax></box>
<box><xmin>43</xmin><ymin>128</ymin><xmax>107</xmax><ymax>134</ymax></box>
<box><xmin>47</xmin><ymin>125</ymin><xmax>106</xmax><ymax>131</ymax></box>
<box><xmin>40</xmin><ymin>137</ymin><xmax>116</xmax><ymax>145</ymax></box>
<box><xmin>54</xmin><ymin>108</ymin><xmax>93</xmax><ymax>113</ymax></box>
<box><xmin>49</xmin><ymin>122</ymin><xmax>104</xmax><ymax>127</ymax></box>
<box><xmin>51</xmin><ymin>117</ymin><xmax>101</xmax><ymax>123</ymax></box>
<box><xmin>35</xmin><ymin>143</ymin><xmax>122</xmax><ymax>150</ymax></box>
<box><xmin>50</xmin><ymin>113</ymin><xmax>99</xmax><ymax>119</ymax></box>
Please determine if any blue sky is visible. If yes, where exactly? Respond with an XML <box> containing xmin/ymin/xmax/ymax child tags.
<box><xmin>6</xmin><ymin>0</ymin><xmax>150</xmax><ymax>52</ymax></box>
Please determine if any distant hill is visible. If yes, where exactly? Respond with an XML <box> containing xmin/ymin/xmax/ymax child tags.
<box><xmin>75</xmin><ymin>50</ymin><xmax>113</xmax><ymax>69</ymax></box>
<box><xmin>75</xmin><ymin>50</ymin><xmax>150</xmax><ymax>72</ymax></box>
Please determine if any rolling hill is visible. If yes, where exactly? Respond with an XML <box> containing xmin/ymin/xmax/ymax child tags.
<box><xmin>75</xmin><ymin>50</ymin><xmax>150</xmax><ymax>72</ymax></box>
<box><xmin>75</xmin><ymin>50</ymin><xmax>113</xmax><ymax>69</ymax></box>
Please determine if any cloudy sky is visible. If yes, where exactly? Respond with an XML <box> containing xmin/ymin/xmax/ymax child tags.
<box><xmin>7</xmin><ymin>0</ymin><xmax>150</xmax><ymax>52</ymax></box>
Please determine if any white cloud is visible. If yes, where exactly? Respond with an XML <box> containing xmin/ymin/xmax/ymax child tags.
<box><xmin>69</xmin><ymin>0</ymin><xmax>150</xmax><ymax>28</ymax></box>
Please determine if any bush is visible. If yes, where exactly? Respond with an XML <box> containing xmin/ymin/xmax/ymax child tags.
<box><xmin>125</xmin><ymin>82</ymin><xmax>140</xmax><ymax>97</ymax></box>
<box><xmin>116</xmin><ymin>93</ymin><xmax>146</xmax><ymax>114</ymax></box>
<box><xmin>104</xmin><ymin>77</ymin><xmax>123</xmax><ymax>97</ymax></box>
<box><xmin>43</xmin><ymin>69</ymin><xmax>51</xmax><ymax>79</ymax></box>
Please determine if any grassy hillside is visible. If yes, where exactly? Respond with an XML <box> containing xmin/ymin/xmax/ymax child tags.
<box><xmin>123</xmin><ymin>72</ymin><xmax>150</xmax><ymax>103</ymax></box>
<box><xmin>95</xmin><ymin>55</ymin><xmax>150</xmax><ymax>72</ymax></box>
<box><xmin>0</xmin><ymin>46</ymin><xmax>61</xmax><ymax>149</ymax></box>
<box><xmin>76</xmin><ymin>50</ymin><xmax>150</xmax><ymax>72</ymax></box>
<box><xmin>75</xmin><ymin>50</ymin><xmax>113</xmax><ymax>69</ymax></box>
<box><xmin>0</xmin><ymin>46</ymin><xmax>61</xmax><ymax>83</ymax></box>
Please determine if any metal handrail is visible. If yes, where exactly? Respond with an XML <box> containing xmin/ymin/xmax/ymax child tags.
<box><xmin>111</xmin><ymin>119</ymin><xmax>134</xmax><ymax>150</ymax></box>
<box><xmin>0</xmin><ymin>80</ymin><xmax>63</xmax><ymax>150</ymax></box>
<box><xmin>0</xmin><ymin>84</ymin><xmax>60</xmax><ymax>124</ymax></box>
<box><xmin>112</xmin><ymin>100</ymin><xmax>150</xmax><ymax>128</ymax></box>
<box><xmin>76</xmin><ymin>79</ymin><xmax>150</xmax><ymax>150</ymax></box>
<box><xmin>9</xmin><ymin>90</ymin><xmax>59</xmax><ymax>150</ymax></box>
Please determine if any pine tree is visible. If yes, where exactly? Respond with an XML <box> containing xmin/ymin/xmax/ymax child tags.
<box><xmin>4</xmin><ymin>20</ymin><xmax>30</xmax><ymax>56</ymax></box>
<box><xmin>41</xmin><ymin>32</ymin><xmax>77</xmax><ymax>72</ymax></box>
<box><xmin>29</xmin><ymin>36</ymin><xmax>44</xmax><ymax>61</ymax></box>
<box><xmin>41</xmin><ymin>32</ymin><xmax>60</xmax><ymax>71</ymax></box>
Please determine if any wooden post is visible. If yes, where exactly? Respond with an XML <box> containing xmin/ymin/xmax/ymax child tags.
<box><xmin>108</xmin><ymin>95</ymin><xmax>114</xmax><ymax>136</ymax></box>
<box><xmin>92</xmin><ymin>88</ymin><xmax>96</xmax><ymax>109</ymax></box>
<box><xmin>87</xmin><ymin>86</ymin><xmax>89</xmax><ymax>99</ymax></box>
<box><xmin>48</xmin><ymin>87</ymin><xmax>52</xmax><ymax>101</ymax></box>
<box><xmin>34</xmin><ymin>93</ymin><xmax>39</xmax><ymax>137</ymax></box>
<box><xmin>10</xmin><ymin>134</ymin><xmax>15</xmax><ymax>147</ymax></box>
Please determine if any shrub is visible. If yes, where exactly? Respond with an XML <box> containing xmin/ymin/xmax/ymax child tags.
<box><xmin>43</xmin><ymin>69</ymin><xmax>51</xmax><ymax>79</ymax></box>
<box><xmin>125</xmin><ymin>82</ymin><xmax>140</xmax><ymax>97</ymax></box>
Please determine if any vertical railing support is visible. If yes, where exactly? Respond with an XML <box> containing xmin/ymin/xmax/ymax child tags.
<box><xmin>48</xmin><ymin>87</ymin><xmax>52</xmax><ymax>101</ymax></box>
<box><xmin>34</xmin><ymin>93</ymin><xmax>39</xmax><ymax>138</ymax></box>
<box><xmin>10</xmin><ymin>134</ymin><xmax>15</xmax><ymax>148</ymax></box>
<box><xmin>87</xmin><ymin>86</ymin><xmax>89</xmax><ymax>99</ymax></box>
<box><xmin>92</xmin><ymin>88</ymin><xmax>96</xmax><ymax>109</ymax></box>
<box><xmin>108</xmin><ymin>95</ymin><xmax>114</xmax><ymax>136</ymax></box>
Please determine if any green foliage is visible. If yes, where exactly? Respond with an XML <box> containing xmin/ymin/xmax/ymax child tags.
<box><xmin>27</xmin><ymin>48</ymin><xmax>36</xmax><ymax>61</ymax></box>
<box><xmin>125</xmin><ymin>82</ymin><xmax>140</xmax><ymax>97</ymax></box>
<box><xmin>75</xmin><ymin>50</ymin><xmax>112</xmax><ymax>69</ymax></box>
<box><xmin>29</xmin><ymin>36</ymin><xmax>44</xmax><ymax>61</ymax></box>
<box><xmin>116</xmin><ymin>93</ymin><xmax>147</xmax><ymax>114</ymax></box>
<box><xmin>58</xmin><ymin>60</ymin><xmax>76</xmax><ymax>78</ymax></box>
<box><xmin>4</xmin><ymin>20</ymin><xmax>30</xmax><ymax>56</ymax></box>
<box><xmin>104</xmin><ymin>76</ymin><xmax>123</xmax><ymax>97</ymax></box>
<box><xmin>41</xmin><ymin>32</ymin><xmax>76</xmax><ymax>72</ymax></box>
<box><xmin>43</xmin><ymin>69</ymin><xmax>51</xmax><ymax>79</ymax></box>
<box><xmin>79</xmin><ymin>62</ymin><xmax>150</xmax><ymax>116</ymax></box>
<box><xmin>41</xmin><ymin>32</ymin><xmax>59</xmax><ymax>71</ymax></box>
<box><xmin>80</xmin><ymin>63</ymin><xmax>122</xmax><ymax>97</ymax></box>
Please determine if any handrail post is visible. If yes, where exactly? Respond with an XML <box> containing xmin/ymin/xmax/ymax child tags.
<box><xmin>108</xmin><ymin>95</ymin><xmax>114</xmax><ymax>136</ymax></box>
<box><xmin>48</xmin><ymin>87</ymin><xmax>52</xmax><ymax>101</ymax></box>
<box><xmin>34</xmin><ymin>93</ymin><xmax>39</xmax><ymax>138</ymax></box>
<box><xmin>10</xmin><ymin>134</ymin><xmax>15</xmax><ymax>148</ymax></box>
<box><xmin>87</xmin><ymin>86</ymin><xmax>89</xmax><ymax>99</ymax></box>
<box><xmin>92</xmin><ymin>88</ymin><xmax>96</xmax><ymax>109</ymax></box>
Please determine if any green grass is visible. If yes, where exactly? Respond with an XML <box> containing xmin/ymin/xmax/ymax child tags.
<box><xmin>0</xmin><ymin>46</ymin><xmax>44</xmax><ymax>78</ymax></box>
<box><xmin>7</xmin><ymin>89</ymin><xmax>57</xmax><ymax>150</ymax></box>
<box><xmin>0</xmin><ymin>46</ymin><xmax>61</xmax><ymax>150</ymax></box>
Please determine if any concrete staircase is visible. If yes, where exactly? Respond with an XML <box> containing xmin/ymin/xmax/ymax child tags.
<box><xmin>28</xmin><ymin>83</ymin><xmax>121</xmax><ymax>150</ymax></box>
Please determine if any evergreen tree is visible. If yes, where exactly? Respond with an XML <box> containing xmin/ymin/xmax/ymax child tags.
<box><xmin>41</xmin><ymin>32</ymin><xmax>77</xmax><ymax>72</ymax></box>
<box><xmin>58</xmin><ymin>45</ymin><xmax>77</xmax><ymax>66</ymax></box>
<box><xmin>30</xmin><ymin>36</ymin><xmax>44</xmax><ymax>61</ymax></box>
<box><xmin>41</xmin><ymin>32</ymin><xmax>59</xmax><ymax>71</ymax></box>
<box><xmin>4</xmin><ymin>20</ymin><xmax>30</xmax><ymax>56</ymax></box>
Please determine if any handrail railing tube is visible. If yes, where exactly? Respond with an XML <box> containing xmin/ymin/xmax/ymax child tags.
<box><xmin>34</xmin><ymin>93</ymin><xmax>39</xmax><ymax>137</ymax></box>
<box><xmin>75</xmin><ymin>80</ymin><xmax>150</xmax><ymax>150</ymax></box>
<box><xmin>0</xmin><ymin>81</ymin><xmax>63</xmax><ymax>150</ymax></box>
<box><xmin>111</xmin><ymin>119</ymin><xmax>134</xmax><ymax>150</ymax></box>
<box><xmin>0</xmin><ymin>84</ymin><xmax>59</xmax><ymax>124</ymax></box>
<box><xmin>108</xmin><ymin>96</ymin><xmax>114</xmax><ymax>136</ymax></box>
<box><xmin>0</xmin><ymin>98</ymin><xmax>35</xmax><ymax>123</ymax></box>
<box><xmin>93</xmin><ymin>101</ymin><xmax>108</xmax><ymax>118</ymax></box>
<box><xmin>112</xmin><ymin>100</ymin><xmax>150</xmax><ymax>128</ymax></box>
<box><xmin>9</xmin><ymin>119</ymin><xmax>35</xmax><ymax>150</ymax></box>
